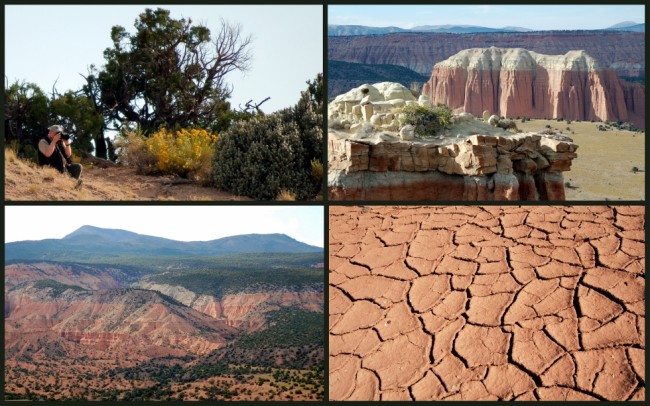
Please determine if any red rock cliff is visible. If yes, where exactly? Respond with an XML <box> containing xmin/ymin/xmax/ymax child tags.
<box><xmin>423</xmin><ymin>48</ymin><xmax>644</xmax><ymax>128</ymax></box>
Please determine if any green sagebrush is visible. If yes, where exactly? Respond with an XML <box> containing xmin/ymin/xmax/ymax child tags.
<box><xmin>211</xmin><ymin>107</ymin><xmax>322</xmax><ymax>200</ymax></box>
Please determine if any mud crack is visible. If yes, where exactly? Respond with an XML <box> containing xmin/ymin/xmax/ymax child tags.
<box><xmin>328</xmin><ymin>206</ymin><xmax>645</xmax><ymax>401</ymax></box>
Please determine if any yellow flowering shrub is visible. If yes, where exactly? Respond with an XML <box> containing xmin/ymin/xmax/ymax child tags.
<box><xmin>145</xmin><ymin>127</ymin><xmax>218</xmax><ymax>181</ymax></box>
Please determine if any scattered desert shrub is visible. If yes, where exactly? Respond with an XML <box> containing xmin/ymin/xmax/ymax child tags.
<box><xmin>211</xmin><ymin>108</ymin><xmax>322</xmax><ymax>200</ymax></box>
<box><xmin>497</xmin><ymin>118</ymin><xmax>518</xmax><ymax>131</ymax></box>
<box><xmin>114</xmin><ymin>130</ymin><xmax>153</xmax><ymax>173</ymax></box>
<box><xmin>116</xmin><ymin>127</ymin><xmax>218</xmax><ymax>182</ymax></box>
<box><xmin>540</xmin><ymin>127</ymin><xmax>556</xmax><ymax>135</ymax></box>
<box><xmin>609</xmin><ymin>121</ymin><xmax>640</xmax><ymax>132</ymax></box>
<box><xmin>398</xmin><ymin>103</ymin><xmax>453</xmax><ymax>136</ymax></box>
<box><xmin>146</xmin><ymin>128</ymin><xmax>218</xmax><ymax>181</ymax></box>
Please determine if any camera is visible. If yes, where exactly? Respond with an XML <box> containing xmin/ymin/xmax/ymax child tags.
<box><xmin>59</xmin><ymin>132</ymin><xmax>72</xmax><ymax>141</ymax></box>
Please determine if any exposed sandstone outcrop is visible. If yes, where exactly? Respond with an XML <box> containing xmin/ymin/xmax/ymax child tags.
<box><xmin>423</xmin><ymin>48</ymin><xmax>643</xmax><ymax>128</ymax></box>
<box><xmin>329</xmin><ymin>82</ymin><xmax>418</xmax><ymax>132</ymax></box>
<box><xmin>621</xmin><ymin>81</ymin><xmax>646</xmax><ymax>127</ymax></box>
<box><xmin>329</xmin><ymin>131</ymin><xmax>577</xmax><ymax>201</ymax></box>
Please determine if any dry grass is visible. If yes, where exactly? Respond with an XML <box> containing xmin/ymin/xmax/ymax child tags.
<box><xmin>517</xmin><ymin>120</ymin><xmax>645</xmax><ymax>201</ymax></box>
<box><xmin>5</xmin><ymin>147</ymin><xmax>17</xmax><ymax>163</ymax></box>
<box><xmin>276</xmin><ymin>189</ymin><xmax>297</xmax><ymax>201</ymax></box>
<box><xmin>4</xmin><ymin>148</ymin><xmax>250</xmax><ymax>201</ymax></box>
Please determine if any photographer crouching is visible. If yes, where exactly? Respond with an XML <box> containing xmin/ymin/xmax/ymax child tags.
<box><xmin>38</xmin><ymin>124</ymin><xmax>83</xmax><ymax>183</ymax></box>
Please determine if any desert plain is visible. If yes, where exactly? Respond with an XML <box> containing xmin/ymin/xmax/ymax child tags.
<box><xmin>516</xmin><ymin>119</ymin><xmax>644</xmax><ymax>201</ymax></box>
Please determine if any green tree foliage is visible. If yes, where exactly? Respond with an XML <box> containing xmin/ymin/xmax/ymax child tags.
<box><xmin>5</xmin><ymin>81</ymin><xmax>104</xmax><ymax>160</ymax></box>
<box><xmin>149</xmin><ymin>267</ymin><xmax>321</xmax><ymax>299</ymax></box>
<box><xmin>236</xmin><ymin>309</ymin><xmax>323</xmax><ymax>349</ymax></box>
<box><xmin>398</xmin><ymin>103</ymin><xmax>453</xmax><ymax>136</ymax></box>
<box><xmin>32</xmin><ymin>279</ymin><xmax>87</xmax><ymax>298</ymax></box>
<box><xmin>50</xmin><ymin>91</ymin><xmax>105</xmax><ymax>157</ymax></box>
<box><xmin>86</xmin><ymin>8</ymin><xmax>252</xmax><ymax>135</ymax></box>
<box><xmin>211</xmin><ymin>74</ymin><xmax>323</xmax><ymax>200</ymax></box>
<box><xmin>4</xmin><ymin>81</ymin><xmax>50</xmax><ymax>160</ymax></box>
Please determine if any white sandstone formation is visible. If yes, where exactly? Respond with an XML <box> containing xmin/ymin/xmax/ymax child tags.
<box><xmin>329</xmin><ymin>82</ymin><xmax>417</xmax><ymax>130</ymax></box>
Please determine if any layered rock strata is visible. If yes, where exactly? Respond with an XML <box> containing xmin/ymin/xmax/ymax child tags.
<box><xmin>329</xmin><ymin>132</ymin><xmax>577</xmax><ymax>201</ymax></box>
<box><xmin>328</xmin><ymin>31</ymin><xmax>645</xmax><ymax>79</ymax></box>
<box><xmin>4</xmin><ymin>284</ymin><xmax>237</xmax><ymax>355</ymax></box>
<box><xmin>423</xmin><ymin>48</ymin><xmax>644</xmax><ymax>128</ymax></box>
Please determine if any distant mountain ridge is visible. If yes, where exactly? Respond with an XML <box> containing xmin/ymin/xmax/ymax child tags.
<box><xmin>606</xmin><ymin>23</ymin><xmax>644</xmax><ymax>32</ymax></box>
<box><xmin>6</xmin><ymin>226</ymin><xmax>323</xmax><ymax>262</ymax></box>
<box><xmin>606</xmin><ymin>21</ymin><xmax>641</xmax><ymax>29</ymax></box>
<box><xmin>328</xmin><ymin>24</ymin><xmax>532</xmax><ymax>36</ymax></box>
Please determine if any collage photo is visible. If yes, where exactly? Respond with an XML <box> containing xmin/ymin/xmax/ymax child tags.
<box><xmin>3</xmin><ymin>3</ymin><xmax>646</xmax><ymax>402</ymax></box>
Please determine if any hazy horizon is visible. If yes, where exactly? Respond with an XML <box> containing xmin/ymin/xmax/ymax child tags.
<box><xmin>329</xmin><ymin>5</ymin><xmax>645</xmax><ymax>31</ymax></box>
<box><xmin>4</xmin><ymin>206</ymin><xmax>324</xmax><ymax>247</ymax></box>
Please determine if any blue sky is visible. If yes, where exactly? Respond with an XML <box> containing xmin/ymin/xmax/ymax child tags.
<box><xmin>4</xmin><ymin>206</ymin><xmax>324</xmax><ymax>247</ymax></box>
<box><xmin>5</xmin><ymin>5</ymin><xmax>322</xmax><ymax>113</ymax></box>
<box><xmin>328</xmin><ymin>4</ymin><xmax>645</xmax><ymax>30</ymax></box>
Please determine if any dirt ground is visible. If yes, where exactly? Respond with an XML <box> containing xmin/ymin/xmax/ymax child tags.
<box><xmin>4</xmin><ymin>149</ymin><xmax>250</xmax><ymax>201</ymax></box>
<box><xmin>516</xmin><ymin>119</ymin><xmax>645</xmax><ymax>201</ymax></box>
<box><xmin>329</xmin><ymin>205</ymin><xmax>645</xmax><ymax>401</ymax></box>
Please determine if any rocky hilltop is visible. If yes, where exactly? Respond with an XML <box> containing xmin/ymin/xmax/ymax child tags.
<box><xmin>328</xmin><ymin>31</ymin><xmax>644</xmax><ymax>79</ymax></box>
<box><xmin>423</xmin><ymin>48</ymin><xmax>644</xmax><ymax>128</ymax></box>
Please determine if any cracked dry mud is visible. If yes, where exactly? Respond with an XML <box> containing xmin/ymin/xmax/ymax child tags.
<box><xmin>329</xmin><ymin>206</ymin><xmax>645</xmax><ymax>401</ymax></box>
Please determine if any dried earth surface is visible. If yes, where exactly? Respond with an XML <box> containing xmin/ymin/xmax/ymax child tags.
<box><xmin>329</xmin><ymin>205</ymin><xmax>645</xmax><ymax>401</ymax></box>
